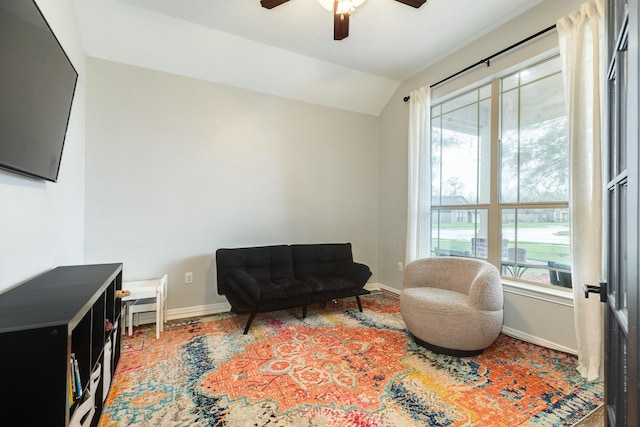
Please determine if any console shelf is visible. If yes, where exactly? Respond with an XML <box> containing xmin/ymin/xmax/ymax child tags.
<box><xmin>0</xmin><ymin>263</ymin><xmax>123</xmax><ymax>426</ymax></box>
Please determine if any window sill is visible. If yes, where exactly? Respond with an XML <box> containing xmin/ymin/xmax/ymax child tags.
<box><xmin>502</xmin><ymin>278</ymin><xmax>574</xmax><ymax>307</ymax></box>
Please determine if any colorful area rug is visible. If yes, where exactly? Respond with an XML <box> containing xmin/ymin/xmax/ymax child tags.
<box><xmin>99</xmin><ymin>290</ymin><xmax>603</xmax><ymax>426</ymax></box>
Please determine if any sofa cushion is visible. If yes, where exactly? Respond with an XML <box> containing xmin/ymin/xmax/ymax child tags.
<box><xmin>291</xmin><ymin>243</ymin><xmax>354</xmax><ymax>277</ymax></box>
<box><xmin>258</xmin><ymin>278</ymin><xmax>312</xmax><ymax>301</ymax></box>
<box><xmin>226</xmin><ymin>269</ymin><xmax>312</xmax><ymax>306</ymax></box>
<box><xmin>228</xmin><ymin>269</ymin><xmax>261</xmax><ymax>301</ymax></box>
<box><xmin>216</xmin><ymin>245</ymin><xmax>295</xmax><ymax>295</ymax></box>
<box><xmin>302</xmin><ymin>276</ymin><xmax>357</xmax><ymax>294</ymax></box>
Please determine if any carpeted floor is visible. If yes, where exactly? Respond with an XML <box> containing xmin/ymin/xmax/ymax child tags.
<box><xmin>99</xmin><ymin>290</ymin><xmax>603</xmax><ymax>426</ymax></box>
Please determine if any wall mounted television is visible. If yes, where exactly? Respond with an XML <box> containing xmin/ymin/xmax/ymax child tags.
<box><xmin>0</xmin><ymin>0</ymin><xmax>78</xmax><ymax>183</ymax></box>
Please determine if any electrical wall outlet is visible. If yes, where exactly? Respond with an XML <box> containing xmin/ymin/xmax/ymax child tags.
<box><xmin>185</xmin><ymin>272</ymin><xmax>193</xmax><ymax>284</ymax></box>
<box><xmin>397</xmin><ymin>262</ymin><xmax>403</xmax><ymax>272</ymax></box>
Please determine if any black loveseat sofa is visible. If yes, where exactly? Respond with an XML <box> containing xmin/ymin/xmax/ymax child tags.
<box><xmin>215</xmin><ymin>243</ymin><xmax>372</xmax><ymax>334</ymax></box>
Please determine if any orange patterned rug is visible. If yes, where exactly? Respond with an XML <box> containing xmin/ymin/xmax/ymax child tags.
<box><xmin>100</xmin><ymin>290</ymin><xmax>603</xmax><ymax>426</ymax></box>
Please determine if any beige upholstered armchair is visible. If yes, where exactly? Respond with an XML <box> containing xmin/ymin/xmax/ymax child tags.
<box><xmin>400</xmin><ymin>257</ymin><xmax>504</xmax><ymax>356</ymax></box>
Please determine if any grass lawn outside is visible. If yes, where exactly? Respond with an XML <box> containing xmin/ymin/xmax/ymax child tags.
<box><xmin>432</xmin><ymin>222</ymin><xmax>571</xmax><ymax>285</ymax></box>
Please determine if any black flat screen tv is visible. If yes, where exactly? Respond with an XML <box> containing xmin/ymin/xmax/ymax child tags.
<box><xmin>0</xmin><ymin>0</ymin><xmax>78</xmax><ymax>183</ymax></box>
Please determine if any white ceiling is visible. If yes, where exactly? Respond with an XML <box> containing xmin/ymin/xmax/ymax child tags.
<box><xmin>73</xmin><ymin>0</ymin><xmax>543</xmax><ymax>115</ymax></box>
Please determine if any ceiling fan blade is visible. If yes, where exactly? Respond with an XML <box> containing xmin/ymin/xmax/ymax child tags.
<box><xmin>334</xmin><ymin>11</ymin><xmax>349</xmax><ymax>40</ymax></box>
<box><xmin>394</xmin><ymin>0</ymin><xmax>427</xmax><ymax>8</ymax></box>
<box><xmin>260</xmin><ymin>0</ymin><xmax>291</xmax><ymax>9</ymax></box>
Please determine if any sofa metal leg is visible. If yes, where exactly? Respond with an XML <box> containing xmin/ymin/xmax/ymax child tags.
<box><xmin>356</xmin><ymin>295</ymin><xmax>363</xmax><ymax>312</ymax></box>
<box><xmin>302</xmin><ymin>305</ymin><xmax>307</xmax><ymax>319</ymax></box>
<box><xmin>243</xmin><ymin>312</ymin><xmax>257</xmax><ymax>335</ymax></box>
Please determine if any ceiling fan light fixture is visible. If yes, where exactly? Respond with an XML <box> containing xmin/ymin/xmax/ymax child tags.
<box><xmin>318</xmin><ymin>0</ymin><xmax>367</xmax><ymax>14</ymax></box>
<box><xmin>263</xmin><ymin>0</ymin><xmax>425</xmax><ymax>41</ymax></box>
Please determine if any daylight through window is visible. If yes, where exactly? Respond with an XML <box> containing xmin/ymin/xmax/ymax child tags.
<box><xmin>430</xmin><ymin>56</ymin><xmax>571</xmax><ymax>288</ymax></box>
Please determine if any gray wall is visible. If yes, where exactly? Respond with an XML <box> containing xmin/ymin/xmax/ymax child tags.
<box><xmin>84</xmin><ymin>58</ymin><xmax>379</xmax><ymax>311</ymax></box>
<box><xmin>0</xmin><ymin>0</ymin><xmax>85</xmax><ymax>292</ymax></box>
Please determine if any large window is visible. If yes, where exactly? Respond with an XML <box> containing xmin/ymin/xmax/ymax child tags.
<box><xmin>430</xmin><ymin>56</ymin><xmax>571</xmax><ymax>288</ymax></box>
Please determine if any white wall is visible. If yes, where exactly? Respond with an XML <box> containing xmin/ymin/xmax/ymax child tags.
<box><xmin>377</xmin><ymin>0</ymin><xmax>586</xmax><ymax>353</ymax></box>
<box><xmin>84</xmin><ymin>58</ymin><xmax>379</xmax><ymax>312</ymax></box>
<box><xmin>0</xmin><ymin>0</ymin><xmax>85</xmax><ymax>293</ymax></box>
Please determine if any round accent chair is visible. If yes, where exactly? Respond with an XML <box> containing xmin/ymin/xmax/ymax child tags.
<box><xmin>400</xmin><ymin>257</ymin><xmax>504</xmax><ymax>356</ymax></box>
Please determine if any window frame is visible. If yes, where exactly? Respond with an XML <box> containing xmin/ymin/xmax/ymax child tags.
<box><xmin>429</xmin><ymin>55</ymin><xmax>571</xmax><ymax>290</ymax></box>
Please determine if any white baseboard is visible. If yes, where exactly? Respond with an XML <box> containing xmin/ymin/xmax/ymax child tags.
<box><xmin>131</xmin><ymin>301</ymin><xmax>231</xmax><ymax>326</ymax></box>
<box><xmin>500</xmin><ymin>326</ymin><xmax>577</xmax><ymax>355</ymax></box>
<box><xmin>365</xmin><ymin>283</ymin><xmax>401</xmax><ymax>294</ymax></box>
<box><xmin>166</xmin><ymin>301</ymin><xmax>231</xmax><ymax>320</ymax></box>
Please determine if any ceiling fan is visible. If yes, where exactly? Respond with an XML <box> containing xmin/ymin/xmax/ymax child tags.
<box><xmin>260</xmin><ymin>0</ymin><xmax>427</xmax><ymax>41</ymax></box>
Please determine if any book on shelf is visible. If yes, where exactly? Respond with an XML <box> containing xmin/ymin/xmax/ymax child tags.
<box><xmin>69</xmin><ymin>367</ymin><xmax>74</xmax><ymax>406</ymax></box>
<box><xmin>70</xmin><ymin>353</ymin><xmax>83</xmax><ymax>400</ymax></box>
<box><xmin>70</xmin><ymin>357</ymin><xmax>76</xmax><ymax>395</ymax></box>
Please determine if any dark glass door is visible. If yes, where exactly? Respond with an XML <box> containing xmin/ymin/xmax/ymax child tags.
<box><xmin>603</xmin><ymin>0</ymin><xmax>638</xmax><ymax>425</ymax></box>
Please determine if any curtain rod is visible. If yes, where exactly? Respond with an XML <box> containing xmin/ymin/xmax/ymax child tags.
<box><xmin>403</xmin><ymin>24</ymin><xmax>557</xmax><ymax>103</ymax></box>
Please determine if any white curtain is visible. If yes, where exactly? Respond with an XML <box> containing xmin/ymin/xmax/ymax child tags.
<box><xmin>557</xmin><ymin>0</ymin><xmax>605</xmax><ymax>381</ymax></box>
<box><xmin>406</xmin><ymin>86</ymin><xmax>431</xmax><ymax>264</ymax></box>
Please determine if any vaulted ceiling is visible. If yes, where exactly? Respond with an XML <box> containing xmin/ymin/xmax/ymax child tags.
<box><xmin>73</xmin><ymin>0</ymin><xmax>543</xmax><ymax>115</ymax></box>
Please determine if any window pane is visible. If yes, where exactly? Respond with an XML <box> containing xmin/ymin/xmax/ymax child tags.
<box><xmin>621</xmin><ymin>182</ymin><xmax>628</xmax><ymax>311</ymax></box>
<box><xmin>619</xmin><ymin>48</ymin><xmax>628</xmax><ymax>172</ymax></box>
<box><xmin>431</xmin><ymin>115</ymin><xmax>442</xmax><ymax>204</ymax></box>
<box><xmin>609</xmin><ymin>62</ymin><xmax>618</xmax><ymax>180</ymax></box>
<box><xmin>501</xmin><ymin>209</ymin><xmax>515</xmax><ymax>274</ymax></box>
<box><xmin>431</xmin><ymin>103</ymin><xmax>441</xmax><ymax>119</ymax></box>
<box><xmin>441</xmin><ymin>104</ymin><xmax>479</xmax><ymax>204</ymax></box>
<box><xmin>432</xmin><ymin>87</ymin><xmax>491</xmax><ymax>206</ymax></box>
<box><xmin>478</xmin><ymin>99</ymin><xmax>491</xmax><ymax>204</ymax></box>
<box><xmin>502</xmin><ymin>74</ymin><xmax>519</xmax><ymax>91</ymax></box>
<box><xmin>472</xmin><ymin>210</ymin><xmax>489</xmax><ymax>259</ymax></box>
<box><xmin>501</xmin><ymin>208</ymin><xmax>571</xmax><ymax>286</ymax></box>
<box><xmin>442</xmin><ymin>90</ymin><xmax>478</xmax><ymax>114</ymax></box>
<box><xmin>432</xmin><ymin>211</ymin><xmax>472</xmax><ymax>256</ymax></box>
<box><xmin>518</xmin><ymin>73</ymin><xmax>569</xmax><ymax>202</ymax></box>
<box><xmin>431</xmin><ymin>209</ymin><xmax>488</xmax><ymax>258</ymax></box>
<box><xmin>500</xmin><ymin>89</ymin><xmax>519</xmax><ymax>203</ymax></box>
<box><xmin>520</xmin><ymin>56</ymin><xmax>562</xmax><ymax>85</ymax></box>
<box><xmin>479</xmin><ymin>84</ymin><xmax>492</xmax><ymax>100</ymax></box>
<box><xmin>500</xmin><ymin>57</ymin><xmax>569</xmax><ymax>204</ymax></box>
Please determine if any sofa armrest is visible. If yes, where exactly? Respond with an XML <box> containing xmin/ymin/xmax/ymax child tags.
<box><xmin>333</xmin><ymin>262</ymin><xmax>372</xmax><ymax>288</ymax></box>
<box><xmin>226</xmin><ymin>269</ymin><xmax>261</xmax><ymax>303</ymax></box>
